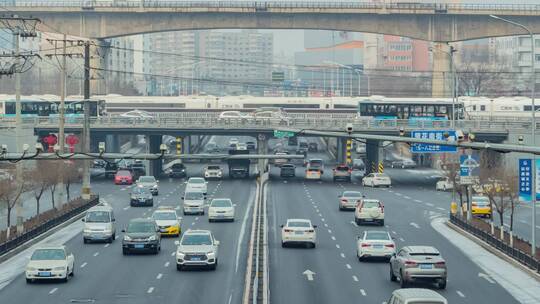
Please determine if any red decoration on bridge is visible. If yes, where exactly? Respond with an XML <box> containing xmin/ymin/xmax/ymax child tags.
<box><xmin>66</xmin><ymin>134</ymin><xmax>79</xmax><ymax>153</ymax></box>
<box><xmin>42</xmin><ymin>134</ymin><xmax>58</xmax><ymax>152</ymax></box>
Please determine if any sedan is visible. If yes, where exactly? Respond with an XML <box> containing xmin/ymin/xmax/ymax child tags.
<box><xmin>338</xmin><ymin>191</ymin><xmax>363</xmax><ymax>211</ymax></box>
<box><xmin>208</xmin><ymin>198</ymin><xmax>235</xmax><ymax>222</ymax></box>
<box><xmin>390</xmin><ymin>246</ymin><xmax>447</xmax><ymax>289</ymax></box>
<box><xmin>204</xmin><ymin>165</ymin><xmax>223</xmax><ymax>179</ymax></box>
<box><xmin>435</xmin><ymin>177</ymin><xmax>453</xmax><ymax>191</ymax></box>
<box><xmin>356</xmin><ymin>230</ymin><xmax>395</xmax><ymax>261</ymax></box>
<box><xmin>219</xmin><ymin>111</ymin><xmax>248</xmax><ymax>121</ymax></box>
<box><xmin>26</xmin><ymin>246</ymin><xmax>74</xmax><ymax>283</ymax></box>
<box><xmin>136</xmin><ymin>175</ymin><xmax>159</xmax><ymax>195</ymax></box>
<box><xmin>186</xmin><ymin>177</ymin><xmax>208</xmax><ymax>195</ymax></box>
<box><xmin>281</xmin><ymin>219</ymin><xmax>317</xmax><ymax>248</ymax></box>
<box><xmin>362</xmin><ymin>173</ymin><xmax>391</xmax><ymax>187</ymax></box>
<box><xmin>130</xmin><ymin>186</ymin><xmax>154</xmax><ymax>207</ymax></box>
<box><xmin>114</xmin><ymin>170</ymin><xmax>133</xmax><ymax>185</ymax></box>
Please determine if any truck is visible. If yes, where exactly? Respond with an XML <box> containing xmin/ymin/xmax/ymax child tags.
<box><xmin>228</xmin><ymin>149</ymin><xmax>250</xmax><ymax>178</ymax></box>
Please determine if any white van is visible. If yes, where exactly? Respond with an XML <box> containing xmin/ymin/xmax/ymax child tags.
<box><xmin>388</xmin><ymin>288</ymin><xmax>448</xmax><ymax>304</ymax></box>
<box><xmin>82</xmin><ymin>202</ymin><xmax>116</xmax><ymax>243</ymax></box>
<box><xmin>182</xmin><ymin>191</ymin><xmax>206</xmax><ymax>215</ymax></box>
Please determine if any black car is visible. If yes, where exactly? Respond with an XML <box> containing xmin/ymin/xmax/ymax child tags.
<box><xmin>246</xmin><ymin>141</ymin><xmax>256</xmax><ymax>150</ymax></box>
<box><xmin>122</xmin><ymin>218</ymin><xmax>161</xmax><ymax>255</ymax></box>
<box><xmin>280</xmin><ymin>164</ymin><xmax>296</xmax><ymax>177</ymax></box>
<box><xmin>130</xmin><ymin>186</ymin><xmax>154</xmax><ymax>207</ymax></box>
<box><xmin>166</xmin><ymin>163</ymin><xmax>187</xmax><ymax>178</ymax></box>
<box><xmin>104</xmin><ymin>162</ymin><xmax>119</xmax><ymax>178</ymax></box>
<box><xmin>308</xmin><ymin>142</ymin><xmax>318</xmax><ymax>152</ymax></box>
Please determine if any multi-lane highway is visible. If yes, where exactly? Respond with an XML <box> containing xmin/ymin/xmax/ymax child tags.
<box><xmin>0</xmin><ymin>137</ymin><xmax>538</xmax><ymax>304</ymax></box>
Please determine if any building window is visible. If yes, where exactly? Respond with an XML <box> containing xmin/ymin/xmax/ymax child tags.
<box><xmin>536</xmin><ymin>39</ymin><xmax>540</xmax><ymax>48</ymax></box>
<box><xmin>536</xmin><ymin>54</ymin><xmax>540</xmax><ymax>62</ymax></box>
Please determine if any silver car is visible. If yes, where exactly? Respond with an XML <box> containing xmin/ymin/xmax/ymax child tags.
<box><xmin>389</xmin><ymin>246</ymin><xmax>447</xmax><ymax>289</ymax></box>
<box><xmin>136</xmin><ymin>175</ymin><xmax>159</xmax><ymax>195</ymax></box>
<box><xmin>338</xmin><ymin>191</ymin><xmax>363</xmax><ymax>211</ymax></box>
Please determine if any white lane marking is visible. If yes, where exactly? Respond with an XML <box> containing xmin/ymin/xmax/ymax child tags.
<box><xmin>336</xmin><ymin>244</ymin><xmax>341</xmax><ymax>249</ymax></box>
<box><xmin>324</xmin><ymin>223</ymin><xmax>328</xmax><ymax>227</ymax></box>
<box><xmin>340</xmin><ymin>253</ymin><xmax>346</xmax><ymax>258</ymax></box>
<box><xmin>142</xmin><ymin>212</ymin><xmax>147</xmax><ymax>216</ymax></box>
<box><xmin>303</xmin><ymin>269</ymin><xmax>316</xmax><ymax>281</ymax></box>
<box><xmin>346</xmin><ymin>264</ymin><xmax>351</xmax><ymax>269</ymax></box>
<box><xmin>351</xmin><ymin>221</ymin><xmax>358</xmax><ymax>227</ymax></box>
<box><xmin>104</xmin><ymin>244</ymin><xmax>110</xmax><ymax>248</ymax></box>
<box><xmin>228</xmin><ymin>293</ymin><xmax>233</xmax><ymax>304</ymax></box>
<box><xmin>80</xmin><ymin>262</ymin><xmax>87</xmax><ymax>268</ymax></box>
<box><xmin>195</xmin><ymin>217</ymin><xmax>199</xmax><ymax>221</ymax></box>
<box><xmin>360</xmin><ymin>289</ymin><xmax>367</xmax><ymax>296</ymax></box>
<box><xmin>399</xmin><ymin>237</ymin><xmax>405</xmax><ymax>242</ymax></box>
<box><xmin>49</xmin><ymin>288</ymin><xmax>58</xmax><ymax>295</ymax></box>
<box><xmin>391</xmin><ymin>231</ymin><xmax>397</xmax><ymax>235</ymax></box>
<box><xmin>426</xmin><ymin>203</ymin><xmax>434</xmax><ymax>207</ymax></box>
<box><xmin>328</xmin><ymin>229</ymin><xmax>332</xmax><ymax>234</ymax></box>
<box><xmin>403</xmin><ymin>196</ymin><xmax>411</xmax><ymax>199</ymax></box>
<box><xmin>321</xmin><ymin>218</ymin><xmax>325</xmax><ymax>222</ymax></box>
<box><xmin>120</xmin><ymin>188</ymin><xmax>126</xmax><ymax>191</ymax></box>
<box><xmin>436</xmin><ymin>207</ymin><xmax>446</xmax><ymax>211</ymax></box>
<box><xmin>147</xmin><ymin>287</ymin><xmax>154</xmax><ymax>294</ymax></box>
<box><xmin>456</xmin><ymin>291</ymin><xmax>465</xmax><ymax>298</ymax></box>
<box><xmin>410</xmin><ymin>222</ymin><xmax>420</xmax><ymax>229</ymax></box>
<box><xmin>93</xmin><ymin>252</ymin><xmax>99</xmax><ymax>257</ymax></box>
<box><xmin>504</xmin><ymin>223</ymin><xmax>511</xmax><ymax>228</ymax></box>
<box><xmin>156</xmin><ymin>273</ymin><xmax>163</xmax><ymax>280</ymax></box>
<box><xmin>395</xmin><ymin>193</ymin><xmax>403</xmax><ymax>196</ymax></box>
<box><xmin>147</xmin><ymin>208</ymin><xmax>152</xmax><ymax>212</ymax></box>
<box><xmin>191</xmin><ymin>222</ymin><xmax>195</xmax><ymax>226</ymax></box>
<box><xmin>123</xmin><ymin>206</ymin><xmax>130</xmax><ymax>210</ymax></box>
<box><xmin>478</xmin><ymin>272</ymin><xmax>496</xmax><ymax>284</ymax></box>
<box><xmin>414</xmin><ymin>199</ymin><xmax>422</xmax><ymax>203</ymax></box>
<box><xmin>164</xmin><ymin>262</ymin><xmax>170</xmax><ymax>267</ymax></box>
<box><xmin>388</xmin><ymin>190</ymin><xmax>394</xmax><ymax>193</ymax></box>
<box><xmin>352</xmin><ymin>275</ymin><xmax>359</xmax><ymax>282</ymax></box>
<box><xmin>331</xmin><ymin>236</ymin><xmax>336</xmax><ymax>241</ymax></box>
<box><xmin>236</xmin><ymin>187</ymin><xmax>255</xmax><ymax>274</ymax></box>
<box><xmin>171</xmin><ymin>251</ymin><xmax>176</xmax><ymax>256</ymax></box>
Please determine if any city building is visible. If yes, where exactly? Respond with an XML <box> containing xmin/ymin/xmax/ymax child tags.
<box><xmin>104</xmin><ymin>36</ymin><xmax>135</xmax><ymax>94</ymax></box>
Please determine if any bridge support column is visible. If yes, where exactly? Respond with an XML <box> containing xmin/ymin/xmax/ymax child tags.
<box><xmin>366</xmin><ymin>139</ymin><xmax>382</xmax><ymax>174</ymax></box>
<box><xmin>149</xmin><ymin>135</ymin><xmax>162</xmax><ymax>177</ymax></box>
<box><xmin>90</xmin><ymin>39</ymin><xmax>109</xmax><ymax>95</ymax></box>
<box><xmin>257</xmin><ymin>134</ymin><xmax>269</xmax><ymax>175</ymax></box>
<box><xmin>105</xmin><ymin>134</ymin><xmax>120</xmax><ymax>153</ymax></box>
<box><xmin>183</xmin><ymin>136</ymin><xmax>191</xmax><ymax>154</ymax></box>
<box><xmin>91</xmin><ymin>133</ymin><xmax>106</xmax><ymax>153</ymax></box>
<box><xmin>336</xmin><ymin>137</ymin><xmax>347</xmax><ymax>164</ymax></box>
<box><xmin>431</xmin><ymin>42</ymin><xmax>452</xmax><ymax>98</ymax></box>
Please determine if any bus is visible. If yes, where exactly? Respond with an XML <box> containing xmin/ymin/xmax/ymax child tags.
<box><xmin>0</xmin><ymin>96</ymin><xmax>105</xmax><ymax>118</ymax></box>
<box><xmin>305</xmin><ymin>158</ymin><xmax>324</xmax><ymax>180</ymax></box>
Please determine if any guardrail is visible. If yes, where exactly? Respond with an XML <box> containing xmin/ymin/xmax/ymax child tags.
<box><xmin>0</xmin><ymin>195</ymin><xmax>99</xmax><ymax>256</ymax></box>
<box><xmin>450</xmin><ymin>214</ymin><xmax>540</xmax><ymax>273</ymax></box>
<box><xmin>2</xmin><ymin>0</ymin><xmax>540</xmax><ymax>12</ymax></box>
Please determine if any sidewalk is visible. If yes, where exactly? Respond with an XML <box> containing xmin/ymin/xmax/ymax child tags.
<box><xmin>432</xmin><ymin>217</ymin><xmax>540</xmax><ymax>304</ymax></box>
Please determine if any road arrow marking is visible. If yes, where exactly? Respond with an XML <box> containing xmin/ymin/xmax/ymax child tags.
<box><xmin>478</xmin><ymin>273</ymin><xmax>496</xmax><ymax>284</ymax></box>
<box><xmin>303</xmin><ymin>269</ymin><xmax>315</xmax><ymax>281</ymax></box>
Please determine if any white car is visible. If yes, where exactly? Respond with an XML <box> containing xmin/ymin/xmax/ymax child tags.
<box><xmin>186</xmin><ymin>177</ymin><xmax>208</xmax><ymax>194</ymax></box>
<box><xmin>152</xmin><ymin>207</ymin><xmax>182</xmax><ymax>237</ymax></box>
<box><xmin>252</xmin><ymin>110</ymin><xmax>290</xmax><ymax>125</ymax></box>
<box><xmin>229</xmin><ymin>137</ymin><xmax>239</xmax><ymax>145</ymax></box>
<box><xmin>354</xmin><ymin>199</ymin><xmax>385</xmax><ymax>226</ymax></box>
<box><xmin>436</xmin><ymin>177</ymin><xmax>454</xmax><ymax>191</ymax></box>
<box><xmin>175</xmin><ymin>229</ymin><xmax>220</xmax><ymax>270</ymax></box>
<box><xmin>182</xmin><ymin>191</ymin><xmax>206</xmax><ymax>215</ymax></box>
<box><xmin>362</xmin><ymin>173</ymin><xmax>392</xmax><ymax>187</ymax></box>
<box><xmin>281</xmin><ymin>219</ymin><xmax>317</xmax><ymax>248</ymax></box>
<box><xmin>219</xmin><ymin>111</ymin><xmax>247</xmax><ymax>121</ymax></box>
<box><xmin>236</xmin><ymin>143</ymin><xmax>248</xmax><ymax>150</ymax></box>
<box><xmin>119</xmin><ymin>109</ymin><xmax>153</xmax><ymax>119</ymax></box>
<box><xmin>357</xmin><ymin>230</ymin><xmax>396</xmax><ymax>261</ymax></box>
<box><xmin>26</xmin><ymin>246</ymin><xmax>75</xmax><ymax>283</ymax></box>
<box><xmin>204</xmin><ymin>165</ymin><xmax>223</xmax><ymax>179</ymax></box>
<box><xmin>208</xmin><ymin>198</ymin><xmax>235</xmax><ymax>222</ymax></box>
<box><xmin>82</xmin><ymin>203</ymin><xmax>116</xmax><ymax>243</ymax></box>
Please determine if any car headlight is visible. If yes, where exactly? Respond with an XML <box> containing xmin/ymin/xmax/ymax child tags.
<box><xmin>26</xmin><ymin>267</ymin><xmax>36</xmax><ymax>271</ymax></box>
<box><xmin>153</xmin><ymin>185</ymin><xmax>158</xmax><ymax>189</ymax></box>
<box><xmin>83</xmin><ymin>229</ymin><xmax>92</xmax><ymax>233</ymax></box>
<box><xmin>124</xmin><ymin>235</ymin><xmax>132</xmax><ymax>241</ymax></box>
<box><xmin>147</xmin><ymin>235</ymin><xmax>157</xmax><ymax>241</ymax></box>
<box><xmin>53</xmin><ymin>266</ymin><xmax>66</xmax><ymax>271</ymax></box>
<box><xmin>207</xmin><ymin>251</ymin><xmax>215</xmax><ymax>257</ymax></box>
<box><xmin>177</xmin><ymin>251</ymin><xmax>185</xmax><ymax>258</ymax></box>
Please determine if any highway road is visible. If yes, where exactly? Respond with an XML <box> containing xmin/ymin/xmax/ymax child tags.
<box><xmin>0</xmin><ymin>165</ymin><xmax>256</xmax><ymax>304</ymax></box>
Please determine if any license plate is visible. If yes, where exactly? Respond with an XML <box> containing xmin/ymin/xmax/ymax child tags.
<box><xmin>373</xmin><ymin>244</ymin><xmax>383</xmax><ymax>249</ymax></box>
<box><xmin>364</xmin><ymin>218</ymin><xmax>373</xmax><ymax>222</ymax></box>
<box><xmin>192</xmin><ymin>257</ymin><xmax>201</xmax><ymax>261</ymax></box>
<box><xmin>295</xmin><ymin>231</ymin><xmax>304</xmax><ymax>235</ymax></box>
<box><xmin>139</xmin><ymin>199</ymin><xmax>145</xmax><ymax>202</ymax></box>
<box><xmin>420</xmin><ymin>264</ymin><xmax>433</xmax><ymax>269</ymax></box>
<box><xmin>160</xmin><ymin>229</ymin><xmax>167</xmax><ymax>232</ymax></box>
<box><xmin>38</xmin><ymin>272</ymin><xmax>51</xmax><ymax>277</ymax></box>
<box><xmin>134</xmin><ymin>244</ymin><xmax>144</xmax><ymax>249</ymax></box>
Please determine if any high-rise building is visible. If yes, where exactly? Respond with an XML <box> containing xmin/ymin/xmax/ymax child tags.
<box><xmin>104</xmin><ymin>36</ymin><xmax>135</xmax><ymax>94</ymax></box>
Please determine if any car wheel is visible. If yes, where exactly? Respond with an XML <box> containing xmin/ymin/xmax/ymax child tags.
<box><xmin>355</xmin><ymin>218</ymin><xmax>361</xmax><ymax>225</ymax></box>
<box><xmin>358</xmin><ymin>254</ymin><xmax>363</xmax><ymax>262</ymax></box>
<box><xmin>209</xmin><ymin>218</ymin><xmax>213</xmax><ymax>223</ymax></box>
<box><xmin>83</xmin><ymin>238</ymin><xmax>88</xmax><ymax>244</ymax></box>
<box><xmin>112</xmin><ymin>233</ymin><xmax>116</xmax><ymax>241</ymax></box>
<box><xmin>443</xmin><ymin>185</ymin><xmax>447</xmax><ymax>191</ymax></box>
<box><xmin>380</xmin><ymin>220</ymin><xmax>385</xmax><ymax>226</ymax></box>
<box><xmin>311</xmin><ymin>242</ymin><xmax>316</xmax><ymax>249</ymax></box>
<box><xmin>70</xmin><ymin>267</ymin><xmax>74</xmax><ymax>277</ymax></box>
<box><xmin>389</xmin><ymin>266</ymin><xmax>397</xmax><ymax>282</ymax></box>
<box><xmin>26</xmin><ymin>278</ymin><xmax>32</xmax><ymax>284</ymax></box>
<box><xmin>122</xmin><ymin>248</ymin><xmax>129</xmax><ymax>255</ymax></box>
<box><xmin>63</xmin><ymin>272</ymin><xmax>69</xmax><ymax>283</ymax></box>
<box><xmin>177</xmin><ymin>264</ymin><xmax>183</xmax><ymax>271</ymax></box>
<box><xmin>401</xmin><ymin>164</ymin><xmax>405</xmax><ymax>169</ymax></box>
<box><xmin>210</xmin><ymin>262</ymin><xmax>217</xmax><ymax>271</ymax></box>
<box><xmin>438</xmin><ymin>279</ymin><xmax>447</xmax><ymax>290</ymax></box>
<box><xmin>400</xmin><ymin>271</ymin><xmax>408</xmax><ymax>288</ymax></box>
<box><xmin>281</xmin><ymin>241</ymin><xmax>286</xmax><ymax>248</ymax></box>
<box><xmin>183</xmin><ymin>211</ymin><xmax>187</xmax><ymax>216</ymax></box>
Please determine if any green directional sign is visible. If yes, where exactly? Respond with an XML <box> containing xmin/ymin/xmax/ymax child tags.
<box><xmin>274</xmin><ymin>130</ymin><xmax>295</xmax><ymax>138</ymax></box>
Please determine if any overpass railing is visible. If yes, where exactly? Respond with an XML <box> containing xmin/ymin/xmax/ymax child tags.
<box><xmin>3</xmin><ymin>1</ymin><xmax>540</xmax><ymax>13</ymax></box>
<box><xmin>8</xmin><ymin>116</ymin><xmax>533</xmax><ymax>133</ymax></box>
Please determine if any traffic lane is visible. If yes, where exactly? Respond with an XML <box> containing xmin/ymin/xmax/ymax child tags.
<box><xmin>268</xmin><ymin>179</ymin><xmax>364</xmax><ymax>304</ymax></box>
<box><xmin>335</xmin><ymin>182</ymin><xmax>521</xmax><ymax>304</ymax></box>
<box><xmin>157</xmin><ymin>179</ymin><xmax>255</xmax><ymax>304</ymax></box>
<box><xmin>0</xmin><ymin>179</ymin><xmax>196</xmax><ymax>303</ymax></box>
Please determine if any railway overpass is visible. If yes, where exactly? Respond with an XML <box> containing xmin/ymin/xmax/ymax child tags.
<box><xmin>3</xmin><ymin>1</ymin><xmax>540</xmax><ymax>97</ymax></box>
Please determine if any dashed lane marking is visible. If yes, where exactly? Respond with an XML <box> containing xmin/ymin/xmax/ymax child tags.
<box><xmin>399</xmin><ymin>237</ymin><xmax>405</xmax><ymax>242</ymax></box>
<box><xmin>456</xmin><ymin>291</ymin><xmax>465</xmax><ymax>298</ymax></box>
<box><xmin>391</xmin><ymin>231</ymin><xmax>397</xmax><ymax>235</ymax></box>
<box><xmin>336</xmin><ymin>244</ymin><xmax>341</xmax><ymax>249</ymax></box>
<box><xmin>93</xmin><ymin>252</ymin><xmax>99</xmax><ymax>257</ymax></box>
<box><xmin>346</xmin><ymin>264</ymin><xmax>351</xmax><ymax>269</ymax></box>
<box><xmin>360</xmin><ymin>289</ymin><xmax>367</xmax><ymax>296</ymax></box>
<box><xmin>49</xmin><ymin>288</ymin><xmax>58</xmax><ymax>295</ymax></box>
<box><xmin>104</xmin><ymin>244</ymin><xmax>110</xmax><ymax>248</ymax></box>
<box><xmin>403</xmin><ymin>196</ymin><xmax>411</xmax><ymax>199</ymax></box>
<box><xmin>147</xmin><ymin>287</ymin><xmax>154</xmax><ymax>294</ymax></box>
<box><xmin>164</xmin><ymin>262</ymin><xmax>170</xmax><ymax>267</ymax></box>
<box><xmin>328</xmin><ymin>229</ymin><xmax>332</xmax><ymax>234</ymax></box>
<box><xmin>156</xmin><ymin>273</ymin><xmax>163</xmax><ymax>280</ymax></box>
<box><xmin>331</xmin><ymin>236</ymin><xmax>336</xmax><ymax>241</ymax></box>
<box><xmin>395</xmin><ymin>193</ymin><xmax>403</xmax><ymax>196</ymax></box>
<box><xmin>123</xmin><ymin>206</ymin><xmax>130</xmax><ymax>210</ymax></box>
<box><xmin>324</xmin><ymin>223</ymin><xmax>328</xmax><ymax>227</ymax></box>
<box><xmin>436</xmin><ymin>207</ymin><xmax>446</xmax><ymax>211</ymax></box>
<box><xmin>171</xmin><ymin>251</ymin><xmax>176</xmax><ymax>256</ymax></box>
<box><xmin>340</xmin><ymin>253</ymin><xmax>346</xmax><ymax>258</ymax></box>
<box><xmin>414</xmin><ymin>199</ymin><xmax>422</xmax><ymax>203</ymax></box>
<box><xmin>426</xmin><ymin>203</ymin><xmax>434</xmax><ymax>207</ymax></box>
<box><xmin>410</xmin><ymin>222</ymin><xmax>420</xmax><ymax>229</ymax></box>
<box><xmin>352</xmin><ymin>275</ymin><xmax>358</xmax><ymax>282</ymax></box>
<box><xmin>321</xmin><ymin>218</ymin><xmax>325</xmax><ymax>222</ymax></box>
<box><xmin>80</xmin><ymin>262</ymin><xmax>87</xmax><ymax>268</ymax></box>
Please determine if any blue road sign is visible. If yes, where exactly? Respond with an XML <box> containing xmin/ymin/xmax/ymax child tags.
<box><xmin>410</xmin><ymin>130</ymin><xmax>457</xmax><ymax>153</ymax></box>
<box><xmin>460</xmin><ymin>154</ymin><xmax>480</xmax><ymax>184</ymax></box>
<box><xmin>519</xmin><ymin>159</ymin><xmax>533</xmax><ymax>202</ymax></box>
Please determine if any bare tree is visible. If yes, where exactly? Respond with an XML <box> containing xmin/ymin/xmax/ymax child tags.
<box><xmin>25</xmin><ymin>165</ymin><xmax>50</xmax><ymax>219</ymax></box>
<box><xmin>61</xmin><ymin>160</ymin><xmax>82</xmax><ymax>202</ymax></box>
<box><xmin>457</xmin><ymin>63</ymin><xmax>504</xmax><ymax>97</ymax></box>
<box><xmin>45</xmin><ymin>164</ymin><xmax>61</xmax><ymax>210</ymax></box>
<box><xmin>0</xmin><ymin>176</ymin><xmax>27</xmax><ymax>238</ymax></box>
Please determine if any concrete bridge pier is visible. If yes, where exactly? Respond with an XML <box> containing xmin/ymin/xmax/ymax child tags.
<box><xmin>366</xmin><ymin>139</ymin><xmax>382</xmax><ymax>174</ymax></box>
<box><xmin>257</xmin><ymin>135</ymin><xmax>269</xmax><ymax>175</ymax></box>
<box><xmin>431</xmin><ymin>42</ymin><xmax>452</xmax><ymax>98</ymax></box>
<box><xmin>336</xmin><ymin>137</ymin><xmax>347</xmax><ymax>165</ymax></box>
<box><xmin>91</xmin><ymin>39</ymin><xmax>109</xmax><ymax>95</ymax></box>
<box><xmin>148</xmin><ymin>135</ymin><xmax>162</xmax><ymax>177</ymax></box>
<box><xmin>91</xmin><ymin>133</ymin><xmax>106</xmax><ymax>153</ymax></box>
<box><xmin>183</xmin><ymin>136</ymin><xmax>191</xmax><ymax>154</ymax></box>
<box><xmin>105</xmin><ymin>134</ymin><xmax>120</xmax><ymax>153</ymax></box>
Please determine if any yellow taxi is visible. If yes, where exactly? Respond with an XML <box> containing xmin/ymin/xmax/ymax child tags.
<box><xmin>152</xmin><ymin>207</ymin><xmax>181</xmax><ymax>237</ymax></box>
<box><xmin>470</xmin><ymin>196</ymin><xmax>491</xmax><ymax>218</ymax></box>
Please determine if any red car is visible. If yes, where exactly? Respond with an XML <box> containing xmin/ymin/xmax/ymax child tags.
<box><xmin>114</xmin><ymin>170</ymin><xmax>133</xmax><ymax>185</ymax></box>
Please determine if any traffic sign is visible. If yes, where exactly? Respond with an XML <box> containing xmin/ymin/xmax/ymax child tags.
<box><xmin>460</xmin><ymin>154</ymin><xmax>480</xmax><ymax>185</ymax></box>
<box><xmin>519</xmin><ymin>158</ymin><xmax>532</xmax><ymax>202</ymax></box>
<box><xmin>273</xmin><ymin>130</ymin><xmax>295</xmax><ymax>138</ymax></box>
<box><xmin>410</xmin><ymin>130</ymin><xmax>457</xmax><ymax>153</ymax></box>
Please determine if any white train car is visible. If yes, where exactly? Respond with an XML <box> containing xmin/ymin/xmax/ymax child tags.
<box><xmin>461</xmin><ymin>96</ymin><xmax>536</xmax><ymax>119</ymax></box>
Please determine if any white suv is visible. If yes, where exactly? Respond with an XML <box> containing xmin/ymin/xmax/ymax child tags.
<box><xmin>204</xmin><ymin>165</ymin><xmax>223</xmax><ymax>179</ymax></box>
<box><xmin>354</xmin><ymin>199</ymin><xmax>385</xmax><ymax>226</ymax></box>
<box><xmin>175</xmin><ymin>230</ymin><xmax>220</xmax><ymax>271</ymax></box>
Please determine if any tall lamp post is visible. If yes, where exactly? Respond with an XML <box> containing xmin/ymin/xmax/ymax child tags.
<box><xmin>490</xmin><ymin>14</ymin><xmax>537</xmax><ymax>255</ymax></box>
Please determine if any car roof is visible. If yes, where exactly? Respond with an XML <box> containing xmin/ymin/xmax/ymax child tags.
<box><xmin>287</xmin><ymin>219</ymin><xmax>311</xmax><ymax>223</ymax></box>
<box><xmin>365</xmin><ymin>230</ymin><xmax>389</xmax><ymax>235</ymax></box>
<box><xmin>129</xmin><ymin>218</ymin><xmax>155</xmax><ymax>223</ymax></box>
<box><xmin>184</xmin><ymin>229</ymin><xmax>211</xmax><ymax>235</ymax></box>
<box><xmin>139</xmin><ymin>175</ymin><xmax>155</xmax><ymax>179</ymax></box>
<box><xmin>188</xmin><ymin>177</ymin><xmax>205</xmax><ymax>181</ymax></box>
<box><xmin>281</xmin><ymin>164</ymin><xmax>295</xmax><ymax>167</ymax></box>
<box><xmin>87</xmin><ymin>205</ymin><xmax>113</xmax><ymax>212</ymax></box>
<box><xmin>392</xmin><ymin>288</ymin><xmax>447</xmax><ymax>301</ymax></box>
<box><xmin>343</xmin><ymin>191</ymin><xmax>362</xmax><ymax>196</ymax></box>
<box><xmin>405</xmin><ymin>246</ymin><xmax>440</xmax><ymax>254</ymax></box>
<box><xmin>34</xmin><ymin>245</ymin><xmax>65</xmax><ymax>251</ymax></box>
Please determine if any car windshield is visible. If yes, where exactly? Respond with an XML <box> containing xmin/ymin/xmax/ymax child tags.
<box><xmin>181</xmin><ymin>234</ymin><xmax>212</xmax><ymax>245</ymax></box>
<box><xmin>31</xmin><ymin>249</ymin><xmax>66</xmax><ymax>260</ymax></box>
<box><xmin>343</xmin><ymin>191</ymin><xmax>362</xmax><ymax>198</ymax></box>
<box><xmin>336</xmin><ymin>166</ymin><xmax>349</xmax><ymax>171</ymax></box>
<box><xmin>153</xmin><ymin>212</ymin><xmax>177</xmax><ymax>220</ymax></box>
<box><xmin>85</xmin><ymin>211</ymin><xmax>110</xmax><ymax>223</ymax></box>
<box><xmin>127</xmin><ymin>221</ymin><xmax>155</xmax><ymax>233</ymax></box>
<box><xmin>375</xmin><ymin>174</ymin><xmax>388</xmax><ymax>178</ymax></box>
<box><xmin>362</xmin><ymin>201</ymin><xmax>380</xmax><ymax>208</ymax></box>
<box><xmin>365</xmin><ymin>232</ymin><xmax>390</xmax><ymax>240</ymax></box>
<box><xmin>288</xmin><ymin>221</ymin><xmax>311</xmax><ymax>228</ymax></box>
<box><xmin>138</xmin><ymin>176</ymin><xmax>155</xmax><ymax>183</ymax></box>
<box><xmin>185</xmin><ymin>192</ymin><xmax>204</xmax><ymax>200</ymax></box>
<box><xmin>211</xmin><ymin>199</ymin><xmax>232</xmax><ymax>207</ymax></box>
<box><xmin>189</xmin><ymin>178</ymin><xmax>205</xmax><ymax>184</ymax></box>
<box><xmin>207</xmin><ymin>166</ymin><xmax>220</xmax><ymax>170</ymax></box>
<box><xmin>117</xmin><ymin>170</ymin><xmax>130</xmax><ymax>176</ymax></box>
<box><xmin>133</xmin><ymin>187</ymin><xmax>150</xmax><ymax>195</ymax></box>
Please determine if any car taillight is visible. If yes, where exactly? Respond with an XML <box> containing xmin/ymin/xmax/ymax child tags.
<box><xmin>284</xmin><ymin>229</ymin><xmax>293</xmax><ymax>233</ymax></box>
<box><xmin>404</xmin><ymin>261</ymin><xmax>417</xmax><ymax>267</ymax></box>
<box><xmin>341</xmin><ymin>199</ymin><xmax>348</xmax><ymax>202</ymax></box>
<box><xmin>361</xmin><ymin>243</ymin><xmax>370</xmax><ymax>247</ymax></box>
<box><xmin>348</xmin><ymin>169</ymin><xmax>352</xmax><ymax>173</ymax></box>
<box><xmin>385</xmin><ymin>244</ymin><xmax>395</xmax><ymax>248</ymax></box>
<box><xmin>435</xmin><ymin>261</ymin><xmax>446</xmax><ymax>268</ymax></box>
<box><xmin>306</xmin><ymin>229</ymin><xmax>314</xmax><ymax>233</ymax></box>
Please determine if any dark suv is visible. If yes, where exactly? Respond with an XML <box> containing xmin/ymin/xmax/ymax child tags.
<box><xmin>280</xmin><ymin>164</ymin><xmax>296</xmax><ymax>177</ymax></box>
<box><xmin>122</xmin><ymin>218</ymin><xmax>161</xmax><ymax>255</ymax></box>
<box><xmin>166</xmin><ymin>163</ymin><xmax>187</xmax><ymax>178</ymax></box>
<box><xmin>130</xmin><ymin>186</ymin><xmax>154</xmax><ymax>207</ymax></box>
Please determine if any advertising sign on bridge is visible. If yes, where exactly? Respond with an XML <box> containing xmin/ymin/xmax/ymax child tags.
<box><xmin>410</xmin><ymin>130</ymin><xmax>457</xmax><ymax>153</ymax></box>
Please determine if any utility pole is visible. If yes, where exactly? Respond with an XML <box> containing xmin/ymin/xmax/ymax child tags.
<box><xmin>81</xmin><ymin>42</ymin><xmax>91</xmax><ymax>199</ymax></box>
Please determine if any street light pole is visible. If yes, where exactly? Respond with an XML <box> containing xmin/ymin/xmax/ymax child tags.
<box><xmin>490</xmin><ymin>14</ymin><xmax>536</xmax><ymax>255</ymax></box>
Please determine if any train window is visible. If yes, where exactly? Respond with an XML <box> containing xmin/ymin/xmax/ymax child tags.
<box><xmin>480</xmin><ymin>105</ymin><xmax>486</xmax><ymax>111</ymax></box>
<box><xmin>472</xmin><ymin>105</ymin><xmax>477</xmax><ymax>111</ymax></box>
<box><xmin>524</xmin><ymin>105</ymin><xmax>532</xmax><ymax>111</ymax></box>
<box><xmin>325</xmin><ymin>104</ymin><xmax>329</xmax><ymax>109</ymax></box>
<box><xmin>207</xmin><ymin>103</ymin><xmax>211</xmax><ymax>108</ymax></box>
